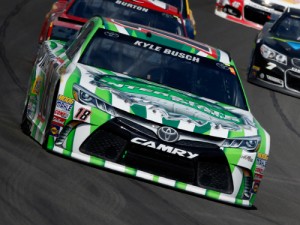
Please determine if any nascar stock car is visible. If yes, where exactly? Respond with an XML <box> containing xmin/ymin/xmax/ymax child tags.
<box><xmin>157</xmin><ymin>0</ymin><xmax>196</xmax><ymax>38</ymax></box>
<box><xmin>39</xmin><ymin>0</ymin><xmax>187</xmax><ymax>43</ymax></box>
<box><xmin>22</xmin><ymin>16</ymin><xmax>270</xmax><ymax>207</ymax></box>
<box><xmin>248</xmin><ymin>8</ymin><xmax>300</xmax><ymax>97</ymax></box>
<box><xmin>215</xmin><ymin>0</ymin><xmax>300</xmax><ymax>29</ymax></box>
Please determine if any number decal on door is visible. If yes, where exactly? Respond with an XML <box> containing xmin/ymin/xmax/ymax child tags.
<box><xmin>75</xmin><ymin>108</ymin><xmax>91</xmax><ymax>121</ymax></box>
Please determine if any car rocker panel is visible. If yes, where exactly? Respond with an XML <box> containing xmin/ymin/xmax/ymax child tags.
<box><xmin>215</xmin><ymin>0</ymin><xmax>300</xmax><ymax>29</ymax></box>
<box><xmin>25</xmin><ymin>17</ymin><xmax>270</xmax><ymax>207</ymax></box>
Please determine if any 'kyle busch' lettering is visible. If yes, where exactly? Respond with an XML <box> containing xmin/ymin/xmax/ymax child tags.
<box><xmin>131</xmin><ymin>137</ymin><xmax>199</xmax><ymax>159</ymax></box>
<box><xmin>133</xmin><ymin>41</ymin><xmax>200</xmax><ymax>63</ymax></box>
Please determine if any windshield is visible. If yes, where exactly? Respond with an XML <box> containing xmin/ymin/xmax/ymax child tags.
<box><xmin>272</xmin><ymin>15</ymin><xmax>300</xmax><ymax>41</ymax></box>
<box><xmin>79</xmin><ymin>29</ymin><xmax>248</xmax><ymax>109</ymax></box>
<box><xmin>67</xmin><ymin>0</ymin><xmax>185</xmax><ymax>36</ymax></box>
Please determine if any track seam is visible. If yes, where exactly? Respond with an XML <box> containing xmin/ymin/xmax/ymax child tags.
<box><xmin>270</xmin><ymin>91</ymin><xmax>300</xmax><ymax>138</ymax></box>
<box><xmin>0</xmin><ymin>0</ymin><xmax>31</xmax><ymax>93</ymax></box>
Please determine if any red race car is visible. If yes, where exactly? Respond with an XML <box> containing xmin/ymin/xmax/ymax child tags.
<box><xmin>39</xmin><ymin>0</ymin><xmax>187</xmax><ymax>43</ymax></box>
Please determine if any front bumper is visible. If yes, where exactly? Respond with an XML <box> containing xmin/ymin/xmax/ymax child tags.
<box><xmin>248</xmin><ymin>57</ymin><xmax>300</xmax><ymax>98</ymax></box>
<box><xmin>45</xmin><ymin>99</ymin><xmax>268</xmax><ymax>207</ymax></box>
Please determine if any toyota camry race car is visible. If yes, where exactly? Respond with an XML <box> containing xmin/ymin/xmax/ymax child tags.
<box><xmin>215</xmin><ymin>0</ymin><xmax>300</xmax><ymax>29</ymax></box>
<box><xmin>155</xmin><ymin>0</ymin><xmax>196</xmax><ymax>38</ymax></box>
<box><xmin>22</xmin><ymin>17</ymin><xmax>270</xmax><ymax>207</ymax></box>
<box><xmin>248</xmin><ymin>8</ymin><xmax>300</xmax><ymax>97</ymax></box>
<box><xmin>39</xmin><ymin>0</ymin><xmax>187</xmax><ymax>43</ymax></box>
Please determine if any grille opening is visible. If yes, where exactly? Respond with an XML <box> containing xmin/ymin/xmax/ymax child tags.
<box><xmin>80</xmin><ymin>118</ymin><xmax>233</xmax><ymax>193</ymax></box>
<box><xmin>286</xmin><ymin>71</ymin><xmax>300</xmax><ymax>92</ymax></box>
<box><xmin>197</xmin><ymin>153</ymin><xmax>233</xmax><ymax>194</ymax></box>
<box><xmin>244</xmin><ymin>6</ymin><xmax>270</xmax><ymax>25</ymax></box>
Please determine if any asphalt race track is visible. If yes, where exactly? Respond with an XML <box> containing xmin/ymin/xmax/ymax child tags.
<box><xmin>0</xmin><ymin>1</ymin><xmax>299</xmax><ymax>224</ymax></box>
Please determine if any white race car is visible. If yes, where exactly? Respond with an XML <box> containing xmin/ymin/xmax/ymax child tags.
<box><xmin>215</xmin><ymin>0</ymin><xmax>300</xmax><ymax>29</ymax></box>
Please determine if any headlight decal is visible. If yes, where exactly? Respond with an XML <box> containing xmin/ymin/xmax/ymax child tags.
<box><xmin>73</xmin><ymin>84</ymin><xmax>116</xmax><ymax>116</ymax></box>
<box><xmin>260</xmin><ymin>44</ymin><xmax>287</xmax><ymax>65</ymax></box>
<box><xmin>222</xmin><ymin>136</ymin><xmax>261</xmax><ymax>152</ymax></box>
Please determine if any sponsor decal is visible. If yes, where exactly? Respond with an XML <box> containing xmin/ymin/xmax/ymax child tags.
<box><xmin>56</xmin><ymin>100</ymin><xmax>73</xmax><ymax>112</ymax></box>
<box><xmin>55</xmin><ymin>95</ymin><xmax>74</xmax><ymax>113</ymax></box>
<box><xmin>232</xmin><ymin>1</ymin><xmax>241</xmax><ymax>8</ymax></box>
<box><xmin>256</xmin><ymin>158</ymin><xmax>267</xmax><ymax>167</ymax></box>
<box><xmin>54</xmin><ymin>109</ymin><xmax>69</xmax><ymax>119</ymax></box>
<box><xmin>52</xmin><ymin>115</ymin><xmax>66</xmax><ymax>126</ymax></box>
<box><xmin>258</xmin><ymin>152</ymin><xmax>268</xmax><ymax>160</ymax></box>
<box><xmin>266</xmin><ymin>75</ymin><xmax>283</xmax><ymax>85</ymax></box>
<box><xmin>133</xmin><ymin>41</ymin><xmax>200</xmax><ymax>63</ymax></box>
<box><xmin>254</xmin><ymin>173</ymin><xmax>263</xmax><ymax>181</ymax></box>
<box><xmin>255</xmin><ymin>167</ymin><xmax>264</xmax><ymax>175</ymax></box>
<box><xmin>115</xmin><ymin>0</ymin><xmax>149</xmax><ymax>12</ymax></box>
<box><xmin>251</xmin><ymin>181</ymin><xmax>260</xmax><ymax>194</ymax></box>
<box><xmin>57</xmin><ymin>95</ymin><xmax>74</xmax><ymax>104</ymax></box>
<box><xmin>131</xmin><ymin>137</ymin><xmax>198</xmax><ymax>159</ymax></box>
<box><xmin>50</xmin><ymin>124</ymin><xmax>61</xmax><ymax>137</ymax></box>
<box><xmin>240</xmin><ymin>155</ymin><xmax>254</xmax><ymax>163</ymax></box>
<box><xmin>32</xmin><ymin>76</ymin><xmax>43</xmax><ymax>95</ymax></box>
<box><xmin>104</xmin><ymin>31</ymin><xmax>119</xmax><ymax>38</ymax></box>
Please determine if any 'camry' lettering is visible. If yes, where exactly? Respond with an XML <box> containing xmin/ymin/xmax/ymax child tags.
<box><xmin>131</xmin><ymin>137</ymin><xmax>198</xmax><ymax>159</ymax></box>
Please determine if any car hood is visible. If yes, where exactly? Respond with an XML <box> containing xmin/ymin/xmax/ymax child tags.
<box><xmin>76</xmin><ymin>64</ymin><xmax>258</xmax><ymax>138</ymax></box>
<box><xmin>265</xmin><ymin>35</ymin><xmax>300</xmax><ymax>56</ymax></box>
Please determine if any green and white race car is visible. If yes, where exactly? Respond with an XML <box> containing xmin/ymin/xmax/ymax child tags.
<box><xmin>22</xmin><ymin>17</ymin><xmax>270</xmax><ymax>207</ymax></box>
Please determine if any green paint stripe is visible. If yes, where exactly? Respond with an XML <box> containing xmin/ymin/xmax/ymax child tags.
<box><xmin>131</xmin><ymin>104</ymin><xmax>147</xmax><ymax>118</ymax></box>
<box><xmin>235</xmin><ymin>198</ymin><xmax>243</xmax><ymax>206</ymax></box>
<box><xmin>162</xmin><ymin>118</ymin><xmax>180</xmax><ymax>128</ymax></box>
<box><xmin>125</xmin><ymin>167</ymin><xmax>137</xmax><ymax>176</ymax></box>
<box><xmin>47</xmin><ymin>136</ymin><xmax>55</xmax><ymax>150</ymax></box>
<box><xmin>31</xmin><ymin>120</ymin><xmax>40</xmax><ymax>138</ymax></box>
<box><xmin>193</xmin><ymin>123</ymin><xmax>211</xmax><ymax>135</ymax></box>
<box><xmin>153</xmin><ymin>175</ymin><xmax>159</xmax><ymax>183</ymax></box>
<box><xmin>224</xmin><ymin>148</ymin><xmax>242</xmax><ymax>166</ymax></box>
<box><xmin>63</xmin><ymin>149</ymin><xmax>72</xmax><ymax>157</ymax></box>
<box><xmin>175</xmin><ymin>182</ymin><xmax>187</xmax><ymax>190</ymax></box>
<box><xmin>228</xmin><ymin>129</ymin><xmax>245</xmax><ymax>138</ymax></box>
<box><xmin>90</xmin><ymin>156</ymin><xmax>105</xmax><ymax>167</ymax></box>
<box><xmin>255</xmin><ymin>120</ymin><xmax>267</xmax><ymax>154</ymax></box>
<box><xmin>206</xmin><ymin>190</ymin><xmax>220</xmax><ymax>199</ymax></box>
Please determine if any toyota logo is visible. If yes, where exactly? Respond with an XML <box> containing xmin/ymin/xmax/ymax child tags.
<box><xmin>157</xmin><ymin>126</ymin><xmax>179</xmax><ymax>143</ymax></box>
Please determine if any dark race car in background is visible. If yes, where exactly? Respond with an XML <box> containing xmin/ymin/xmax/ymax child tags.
<box><xmin>22</xmin><ymin>17</ymin><xmax>270</xmax><ymax>207</ymax></box>
<box><xmin>248</xmin><ymin>8</ymin><xmax>300</xmax><ymax>97</ymax></box>
<box><xmin>215</xmin><ymin>0</ymin><xmax>300</xmax><ymax>29</ymax></box>
<box><xmin>156</xmin><ymin>0</ymin><xmax>196</xmax><ymax>38</ymax></box>
<box><xmin>39</xmin><ymin>0</ymin><xmax>187</xmax><ymax>43</ymax></box>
